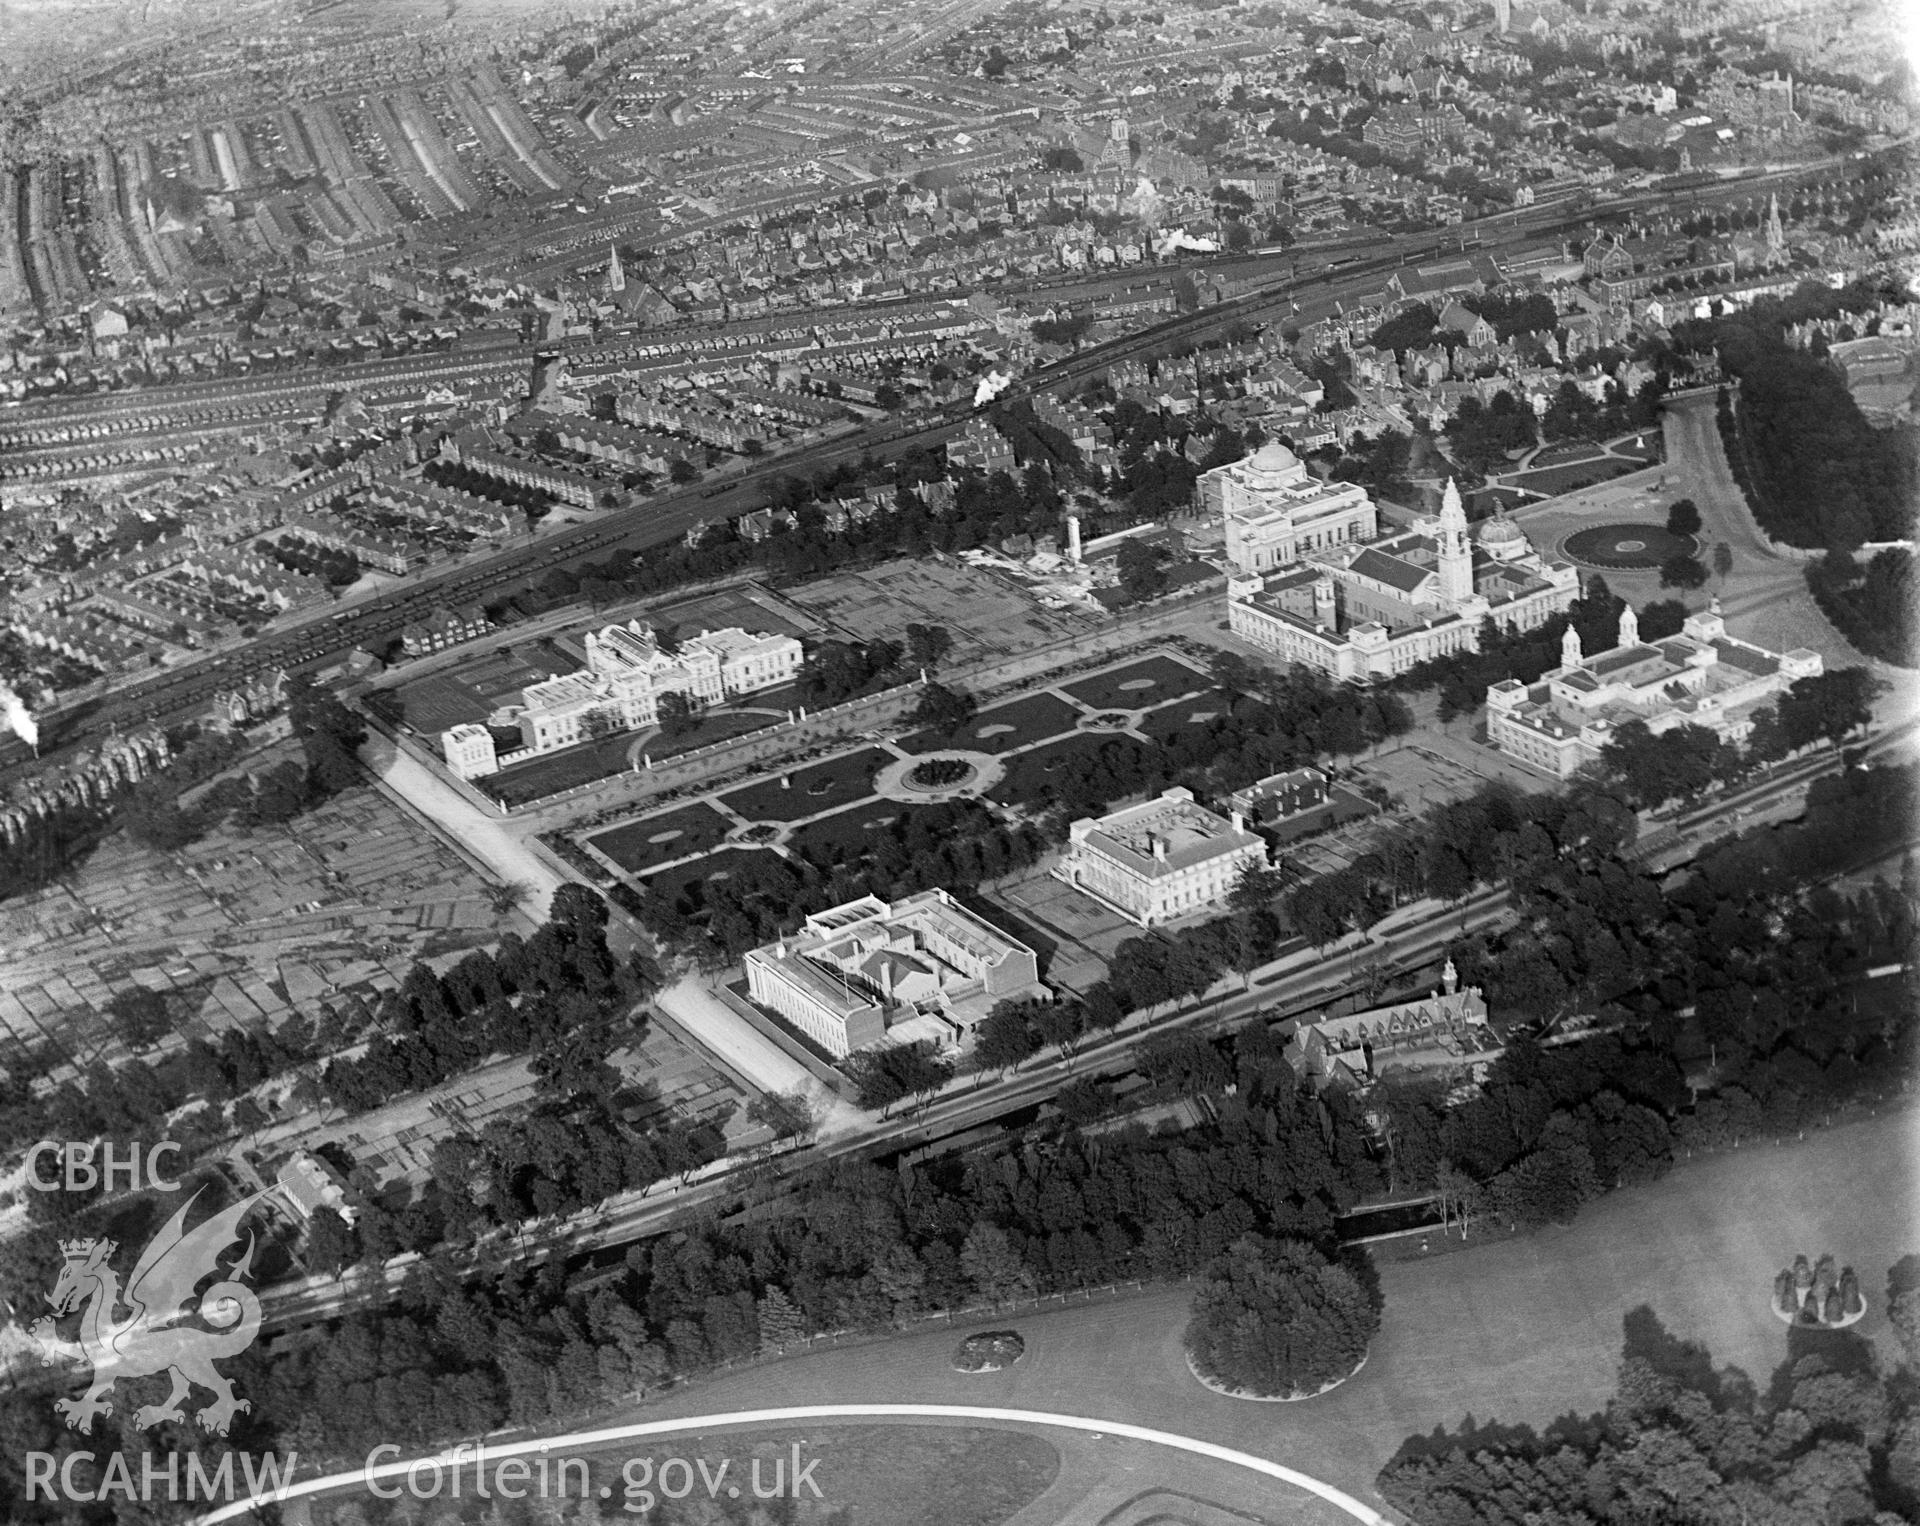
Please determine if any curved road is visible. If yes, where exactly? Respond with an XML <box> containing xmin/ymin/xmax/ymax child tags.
<box><xmin>193</xmin><ymin>1403</ymin><xmax>1389</xmax><ymax>1526</ymax></box>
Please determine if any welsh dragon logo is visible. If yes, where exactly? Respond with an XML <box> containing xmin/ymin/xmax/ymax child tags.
<box><xmin>29</xmin><ymin>1188</ymin><xmax>267</xmax><ymax>1436</ymax></box>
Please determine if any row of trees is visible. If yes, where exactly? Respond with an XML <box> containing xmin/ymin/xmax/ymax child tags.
<box><xmin>1707</xmin><ymin>280</ymin><xmax>1917</xmax><ymax>550</ymax></box>
<box><xmin>1806</xmin><ymin>547</ymin><xmax>1916</xmax><ymax>668</ymax></box>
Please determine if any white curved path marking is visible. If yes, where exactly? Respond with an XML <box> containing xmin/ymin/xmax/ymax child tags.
<box><xmin>193</xmin><ymin>1403</ymin><xmax>1389</xmax><ymax>1525</ymax></box>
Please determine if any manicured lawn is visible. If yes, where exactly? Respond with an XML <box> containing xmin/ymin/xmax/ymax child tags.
<box><xmin>1612</xmin><ymin>430</ymin><xmax>1663</xmax><ymax>462</ymax></box>
<box><xmin>589</xmin><ymin>802</ymin><xmax>733</xmax><ymax>874</ymax></box>
<box><xmin>1563</xmin><ymin>522</ymin><xmax>1699</xmax><ymax>570</ymax></box>
<box><xmin>1512</xmin><ymin>457</ymin><xmax>1641</xmax><ymax>498</ymax></box>
<box><xmin>786</xmin><ymin>798</ymin><xmax>915</xmax><ymax>860</ymax></box>
<box><xmin>719</xmin><ymin>746</ymin><xmax>892</xmax><ymax>822</ymax></box>
<box><xmin>479</xmin><ymin>732</ymin><xmax>634</xmax><ymax>805</ymax></box>
<box><xmin>643</xmin><ymin>707</ymin><xmax>779</xmax><ymax>761</ymax></box>
<box><xmin>1062</xmin><ymin>654</ymin><xmax>1213</xmax><ymax>712</ymax></box>
<box><xmin>1139</xmin><ymin>696</ymin><xmax>1231</xmax><ymax>745</ymax></box>
<box><xmin>644</xmin><ymin>846</ymin><xmax>779</xmax><ymax>904</ymax></box>
<box><xmin>986</xmin><ymin>732</ymin><xmax>1157</xmax><ymax>808</ymax></box>
<box><xmin>899</xmin><ymin>691</ymin><xmax>1085</xmax><ymax>755</ymax></box>
<box><xmin>329</xmin><ymin>1426</ymin><xmax>1060</xmax><ymax>1526</ymax></box>
<box><xmin>1529</xmin><ymin>440</ymin><xmax>1607</xmax><ymax>468</ymax></box>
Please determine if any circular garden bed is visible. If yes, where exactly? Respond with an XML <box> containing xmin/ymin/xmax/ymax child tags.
<box><xmin>907</xmin><ymin>757</ymin><xmax>974</xmax><ymax>788</ymax></box>
<box><xmin>1562</xmin><ymin>523</ymin><xmax>1699</xmax><ymax>569</ymax></box>
<box><xmin>952</xmin><ymin>1330</ymin><xmax>1026</xmax><ymax>1373</ymax></box>
<box><xmin>901</xmin><ymin>757</ymin><xmax>978</xmax><ymax>794</ymax></box>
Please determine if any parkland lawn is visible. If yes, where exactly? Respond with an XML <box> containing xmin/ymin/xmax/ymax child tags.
<box><xmin>623</xmin><ymin>1106</ymin><xmax>1919</xmax><ymax>1516</ymax></box>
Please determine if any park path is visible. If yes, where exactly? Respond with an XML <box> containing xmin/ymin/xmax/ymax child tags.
<box><xmin>603</xmin><ymin>1105</ymin><xmax>1919</xmax><ymax>1515</ymax></box>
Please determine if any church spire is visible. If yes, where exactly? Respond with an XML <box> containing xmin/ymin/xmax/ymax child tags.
<box><xmin>607</xmin><ymin>242</ymin><xmax>626</xmax><ymax>294</ymax></box>
<box><xmin>1766</xmin><ymin>194</ymin><xmax>1785</xmax><ymax>262</ymax></box>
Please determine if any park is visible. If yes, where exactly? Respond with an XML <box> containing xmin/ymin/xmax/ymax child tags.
<box><xmin>575</xmin><ymin>1104</ymin><xmax>1917</xmax><ymax>1522</ymax></box>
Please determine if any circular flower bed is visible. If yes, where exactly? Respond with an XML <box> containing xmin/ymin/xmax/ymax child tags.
<box><xmin>952</xmin><ymin>1329</ymin><xmax>1025</xmax><ymax>1373</ymax></box>
<box><xmin>907</xmin><ymin>757</ymin><xmax>974</xmax><ymax>788</ymax></box>
<box><xmin>1082</xmin><ymin>711</ymin><xmax>1132</xmax><ymax>730</ymax></box>
<box><xmin>1771</xmin><ymin>1253</ymin><xmax>1868</xmax><ymax>1329</ymax></box>
<box><xmin>1562</xmin><ymin>523</ymin><xmax>1699</xmax><ymax>569</ymax></box>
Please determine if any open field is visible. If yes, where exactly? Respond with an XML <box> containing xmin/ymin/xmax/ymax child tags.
<box><xmin>901</xmin><ymin>691</ymin><xmax>1087</xmax><ymax>755</ymax></box>
<box><xmin>613</xmin><ymin>1107</ymin><xmax>1919</xmax><ymax>1515</ymax></box>
<box><xmin>721</xmin><ymin>746</ymin><xmax>895</xmax><ymax>821</ymax></box>
<box><xmin>589</xmin><ymin>802</ymin><xmax>734</xmax><ymax>874</ymax></box>
<box><xmin>786</xmin><ymin>557</ymin><xmax>1098</xmax><ymax>665</ymax></box>
<box><xmin>1062</xmin><ymin>654</ymin><xmax>1213</xmax><ymax>712</ymax></box>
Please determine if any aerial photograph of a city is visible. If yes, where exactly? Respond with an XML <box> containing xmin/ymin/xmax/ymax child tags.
<box><xmin>0</xmin><ymin>0</ymin><xmax>1916</xmax><ymax>1521</ymax></box>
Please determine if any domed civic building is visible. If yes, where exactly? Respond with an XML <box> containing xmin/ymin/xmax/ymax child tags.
<box><xmin>1199</xmin><ymin>440</ymin><xmax>1378</xmax><ymax>575</ymax></box>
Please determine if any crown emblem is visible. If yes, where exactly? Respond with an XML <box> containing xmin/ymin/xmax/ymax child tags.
<box><xmin>59</xmin><ymin>1238</ymin><xmax>107</xmax><ymax>1263</ymax></box>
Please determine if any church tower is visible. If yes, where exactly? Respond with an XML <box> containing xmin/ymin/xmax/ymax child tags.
<box><xmin>1765</xmin><ymin>194</ymin><xmax>1786</xmax><ymax>265</ymax></box>
<box><xmin>1435</xmin><ymin>479</ymin><xmax>1474</xmax><ymax>606</ymax></box>
<box><xmin>606</xmin><ymin>242</ymin><xmax>626</xmax><ymax>295</ymax></box>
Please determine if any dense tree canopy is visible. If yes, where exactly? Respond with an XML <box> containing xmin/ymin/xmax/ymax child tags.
<box><xmin>1184</xmin><ymin>1235</ymin><xmax>1381</xmax><ymax>1396</ymax></box>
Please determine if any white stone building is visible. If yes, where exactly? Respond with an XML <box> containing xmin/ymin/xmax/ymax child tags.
<box><xmin>440</xmin><ymin>619</ymin><xmax>802</xmax><ymax>778</ymax></box>
<box><xmin>1199</xmin><ymin>440</ymin><xmax>1378</xmax><ymax>575</ymax></box>
<box><xmin>743</xmin><ymin>889</ymin><xmax>1046</xmax><ymax>1058</ymax></box>
<box><xmin>1486</xmin><ymin>600</ymin><xmax>1823</xmax><ymax>779</ymax></box>
<box><xmin>1226</xmin><ymin>480</ymin><xmax>1579</xmax><ymax>683</ymax></box>
<box><xmin>1056</xmin><ymin>786</ymin><xmax>1267</xmax><ymax>927</ymax></box>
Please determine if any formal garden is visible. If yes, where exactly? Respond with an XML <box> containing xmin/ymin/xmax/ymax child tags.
<box><xmin>1562</xmin><ymin>523</ymin><xmax>1699</xmax><ymax>570</ymax></box>
<box><xmin>587</xmin><ymin>802</ymin><xmax>733</xmax><ymax>875</ymax></box>
<box><xmin>1062</xmin><ymin>653</ymin><xmax>1213</xmax><ymax>711</ymax></box>
<box><xmin>900</xmin><ymin>691</ymin><xmax>1084</xmax><ymax>755</ymax></box>
<box><xmin>719</xmin><ymin>746</ymin><xmax>894</xmax><ymax>820</ymax></box>
<box><xmin>906</xmin><ymin>756</ymin><xmax>976</xmax><ymax>788</ymax></box>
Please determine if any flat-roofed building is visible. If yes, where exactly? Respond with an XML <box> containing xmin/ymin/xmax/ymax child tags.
<box><xmin>1486</xmin><ymin>599</ymin><xmax>1822</xmax><ymax>779</ymax></box>
<box><xmin>1057</xmin><ymin>786</ymin><xmax>1267</xmax><ymax>926</ymax></box>
<box><xmin>743</xmin><ymin>889</ymin><xmax>1046</xmax><ymax>1057</ymax></box>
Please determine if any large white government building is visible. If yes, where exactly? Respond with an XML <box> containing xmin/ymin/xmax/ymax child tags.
<box><xmin>1210</xmin><ymin>444</ymin><xmax>1579</xmax><ymax>682</ymax></box>
<box><xmin>441</xmin><ymin>618</ymin><xmax>802</xmax><ymax>779</ymax></box>
<box><xmin>1202</xmin><ymin>440</ymin><xmax>1379</xmax><ymax>573</ymax></box>
<box><xmin>743</xmin><ymin>889</ymin><xmax>1046</xmax><ymax>1057</ymax></box>
<box><xmin>1487</xmin><ymin>599</ymin><xmax>1822</xmax><ymax>779</ymax></box>
<box><xmin>1056</xmin><ymin>786</ymin><xmax>1268</xmax><ymax>926</ymax></box>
